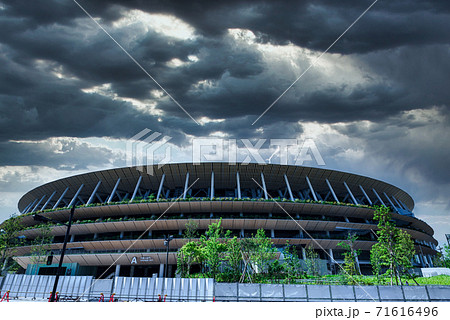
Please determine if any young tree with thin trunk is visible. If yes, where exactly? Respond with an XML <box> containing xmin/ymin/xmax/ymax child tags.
<box><xmin>304</xmin><ymin>245</ymin><xmax>320</xmax><ymax>277</ymax></box>
<box><xmin>283</xmin><ymin>241</ymin><xmax>303</xmax><ymax>282</ymax></box>
<box><xmin>370</xmin><ymin>206</ymin><xmax>415</xmax><ymax>285</ymax></box>
<box><xmin>29</xmin><ymin>224</ymin><xmax>54</xmax><ymax>275</ymax></box>
<box><xmin>338</xmin><ymin>232</ymin><xmax>361</xmax><ymax>276</ymax></box>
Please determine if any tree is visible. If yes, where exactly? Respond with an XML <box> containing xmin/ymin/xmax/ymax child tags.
<box><xmin>239</xmin><ymin>229</ymin><xmax>276</xmax><ymax>282</ymax></box>
<box><xmin>337</xmin><ymin>232</ymin><xmax>361</xmax><ymax>276</ymax></box>
<box><xmin>183</xmin><ymin>220</ymin><xmax>199</xmax><ymax>241</ymax></box>
<box><xmin>0</xmin><ymin>214</ymin><xmax>25</xmax><ymax>274</ymax></box>
<box><xmin>283</xmin><ymin>242</ymin><xmax>303</xmax><ymax>282</ymax></box>
<box><xmin>304</xmin><ymin>245</ymin><xmax>320</xmax><ymax>276</ymax></box>
<box><xmin>370</xmin><ymin>205</ymin><xmax>415</xmax><ymax>285</ymax></box>
<box><xmin>176</xmin><ymin>241</ymin><xmax>203</xmax><ymax>278</ymax></box>
<box><xmin>225</xmin><ymin>236</ymin><xmax>242</xmax><ymax>281</ymax></box>
<box><xmin>200</xmin><ymin>218</ymin><xmax>229</xmax><ymax>279</ymax></box>
<box><xmin>29</xmin><ymin>224</ymin><xmax>54</xmax><ymax>275</ymax></box>
<box><xmin>248</xmin><ymin>229</ymin><xmax>276</xmax><ymax>274</ymax></box>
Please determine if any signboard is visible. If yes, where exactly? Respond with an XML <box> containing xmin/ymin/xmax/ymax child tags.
<box><xmin>131</xmin><ymin>256</ymin><xmax>154</xmax><ymax>264</ymax></box>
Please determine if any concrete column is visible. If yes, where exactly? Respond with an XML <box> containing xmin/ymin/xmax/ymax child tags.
<box><xmin>284</xmin><ymin>174</ymin><xmax>294</xmax><ymax>201</ymax></box>
<box><xmin>240</xmin><ymin>228</ymin><xmax>245</xmax><ymax>237</ymax></box>
<box><xmin>260</xmin><ymin>172</ymin><xmax>268</xmax><ymax>200</ymax></box>
<box><xmin>107</xmin><ymin>179</ymin><xmax>120</xmax><ymax>203</ymax></box>
<box><xmin>428</xmin><ymin>255</ymin><xmax>434</xmax><ymax>267</ymax></box>
<box><xmin>120</xmin><ymin>231</ymin><xmax>124</xmax><ymax>239</ymax></box>
<box><xmin>68</xmin><ymin>184</ymin><xmax>84</xmax><ymax>207</ymax></box>
<box><xmin>359</xmin><ymin>185</ymin><xmax>372</xmax><ymax>205</ymax></box>
<box><xmin>236</xmin><ymin>172</ymin><xmax>241</xmax><ymax>199</ymax></box>
<box><xmin>41</xmin><ymin>191</ymin><xmax>56</xmax><ymax>211</ymax></box>
<box><xmin>156</xmin><ymin>174</ymin><xmax>165</xmax><ymax>200</ymax></box>
<box><xmin>159</xmin><ymin>264</ymin><xmax>165</xmax><ymax>277</ymax></box>
<box><xmin>299</xmin><ymin>230</ymin><xmax>304</xmax><ymax>238</ymax></box>
<box><xmin>93</xmin><ymin>233</ymin><xmax>98</xmax><ymax>240</ymax></box>
<box><xmin>183</xmin><ymin>172</ymin><xmax>189</xmax><ymax>199</ymax></box>
<box><xmin>270</xmin><ymin>229</ymin><xmax>275</xmax><ymax>238</ymax></box>
<box><xmin>343</xmin><ymin>181</ymin><xmax>358</xmax><ymax>205</ymax></box>
<box><xmin>326</xmin><ymin>179</ymin><xmax>339</xmax><ymax>203</ymax></box>
<box><xmin>302</xmin><ymin>247</ymin><xmax>306</xmax><ymax>260</ymax></box>
<box><xmin>70</xmin><ymin>234</ymin><xmax>75</xmax><ymax>242</ymax></box>
<box><xmin>53</xmin><ymin>187</ymin><xmax>69</xmax><ymax>209</ymax></box>
<box><xmin>130</xmin><ymin>176</ymin><xmax>142</xmax><ymax>202</ymax></box>
<box><xmin>115</xmin><ymin>265</ymin><xmax>121</xmax><ymax>278</ymax></box>
<box><xmin>210</xmin><ymin>171</ymin><xmax>214</xmax><ymax>198</ymax></box>
<box><xmin>328</xmin><ymin>249</ymin><xmax>334</xmax><ymax>263</ymax></box>
<box><xmin>87</xmin><ymin>180</ymin><xmax>102</xmax><ymax>205</ymax></box>
<box><xmin>305</xmin><ymin>176</ymin><xmax>318</xmax><ymax>201</ymax></box>
<box><xmin>419</xmin><ymin>254</ymin><xmax>426</xmax><ymax>267</ymax></box>
<box><xmin>355</xmin><ymin>254</ymin><xmax>361</xmax><ymax>274</ymax></box>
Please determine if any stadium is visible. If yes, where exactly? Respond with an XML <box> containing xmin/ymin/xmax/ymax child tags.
<box><xmin>7</xmin><ymin>162</ymin><xmax>438</xmax><ymax>278</ymax></box>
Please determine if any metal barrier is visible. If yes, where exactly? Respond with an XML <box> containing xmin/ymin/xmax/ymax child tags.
<box><xmin>113</xmin><ymin>277</ymin><xmax>214</xmax><ymax>301</ymax></box>
<box><xmin>214</xmin><ymin>283</ymin><xmax>450</xmax><ymax>302</ymax></box>
<box><xmin>1</xmin><ymin>274</ymin><xmax>94</xmax><ymax>300</ymax></box>
<box><xmin>2</xmin><ymin>274</ymin><xmax>450</xmax><ymax>302</ymax></box>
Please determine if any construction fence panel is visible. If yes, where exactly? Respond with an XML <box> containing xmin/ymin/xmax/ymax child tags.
<box><xmin>284</xmin><ymin>284</ymin><xmax>307</xmax><ymax>302</ymax></box>
<box><xmin>261</xmin><ymin>283</ymin><xmax>283</xmax><ymax>301</ymax></box>
<box><xmin>89</xmin><ymin>279</ymin><xmax>113</xmax><ymax>300</ymax></box>
<box><xmin>426</xmin><ymin>286</ymin><xmax>450</xmax><ymax>301</ymax></box>
<box><xmin>403</xmin><ymin>286</ymin><xmax>429</xmax><ymax>301</ymax></box>
<box><xmin>1</xmin><ymin>274</ymin><xmax>94</xmax><ymax>300</ymax></box>
<box><xmin>307</xmin><ymin>285</ymin><xmax>331</xmax><ymax>302</ymax></box>
<box><xmin>238</xmin><ymin>283</ymin><xmax>260</xmax><ymax>301</ymax></box>
<box><xmin>215</xmin><ymin>283</ymin><xmax>237</xmax><ymax>301</ymax></box>
<box><xmin>354</xmin><ymin>285</ymin><xmax>379</xmax><ymax>301</ymax></box>
<box><xmin>4</xmin><ymin>275</ymin><xmax>450</xmax><ymax>302</ymax></box>
<box><xmin>111</xmin><ymin>277</ymin><xmax>213</xmax><ymax>301</ymax></box>
<box><xmin>379</xmin><ymin>285</ymin><xmax>405</xmax><ymax>301</ymax></box>
<box><xmin>330</xmin><ymin>285</ymin><xmax>355</xmax><ymax>301</ymax></box>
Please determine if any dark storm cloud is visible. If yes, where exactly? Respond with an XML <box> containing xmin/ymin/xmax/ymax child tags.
<box><xmin>0</xmin><ymin>0</ymin><xmax>448</xmax><ymax>169</ymax></box>
<box><xmin>332</xmin><ymin>105</ymin><xmax>450</xmax><ymax>187</ymax></box>
<box><xmin>0</xmin><ymin>139</ymin><xmax>123</xmax><ymax>169</ymax></box>
<box><xmin>50</xmin><ymin>0</ymin><xmax>450</xmax><ymax>53</ymax></box>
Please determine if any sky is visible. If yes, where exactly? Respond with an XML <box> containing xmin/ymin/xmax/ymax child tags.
<box><xmin>0</xmin><ymin>0</ymin><xmax>449</xmax><ymax>245</ymax></box>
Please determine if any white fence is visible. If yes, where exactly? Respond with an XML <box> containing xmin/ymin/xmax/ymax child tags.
<box><xmin>113</xmin><ymin>277</ymin><xmax>214</xmax><ymax>301</ymax></box>
<box><xmin>214</xmin><ymin>283</ymin><xmax>450</xmax><ymax>302</ymax></box>
<box><xmin>422</xmin><ymin>268</ymin><xmax>450</xmax><ymax>277</ymax></box>
<box><xmin>2</xmin><ymin>274</ymin><xmax>450</xmax><ymax>301</ymax></box>
<box><xmin>1</xmin><ymin>274</ymin><xmax>93</xmax><ymax>300</ymax></box>
<box><xmin>0</xmin><ymin>274</ymin><xmax>214</xmax><ymax>301</ymax></box>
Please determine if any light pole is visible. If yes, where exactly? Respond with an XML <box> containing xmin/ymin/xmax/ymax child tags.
<box><xmin>164</xmin><ymin>235</ymin><xmax>173</xmax><ymax>278</ymax></box>
<box><xmin>33</xmin><ymin>206</ymin><xmax>75</xmax><ymax>302</ymax></box>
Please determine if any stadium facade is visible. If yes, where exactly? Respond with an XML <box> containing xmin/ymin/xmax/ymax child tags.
<box><xmin>8</xmin><ymin>163</ymin><xmax>437</xmax><ymax>277</ymax></box>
